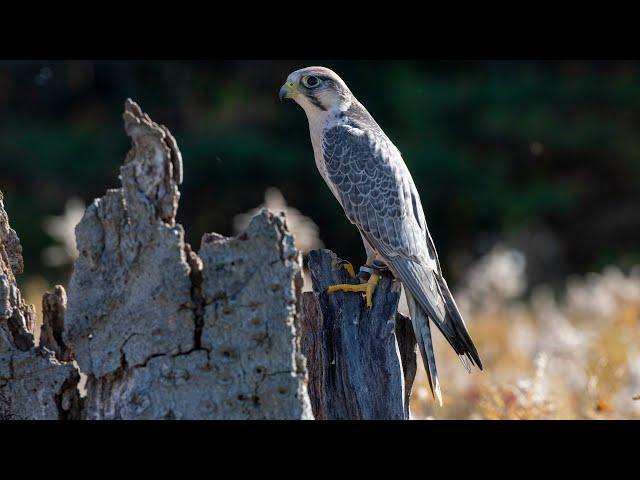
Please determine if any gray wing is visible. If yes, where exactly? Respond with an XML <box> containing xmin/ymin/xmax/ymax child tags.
<box><xmin>322</xmin><ymin>124</ymin><xmax>482</xmax><ymax>369</ymax></box>
<box><xmin>322</xmin><ymin>124</ymin><xmax>427</xmax><ymax>263</ymax></box>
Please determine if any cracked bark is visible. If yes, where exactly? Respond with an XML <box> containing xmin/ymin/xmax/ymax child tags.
<box><xmin>62</xmin><ymin>99</ymin><xmax>312</xmax><ymax>419</ymax></box>
<box><xmin>299</xmin><ymin>249</ymin><xmax>417</xmax><ymax>420</ymax></box>
<box><xmin>0</xmin><ymin>192</ymin><xmax>81</xmax><ymax>420</ymax></box>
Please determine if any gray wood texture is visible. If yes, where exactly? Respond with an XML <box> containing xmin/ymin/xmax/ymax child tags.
<box><xmin>0</xmin><ymin>192</ymin><xmax>81</xmax><ymax>419</ymax></box>
<box><xmin>1</xmin><ymin>99</ymin><xmax>313</xmax><ymax>420</ymax></box>
<box><xmin>300</xmin><ymin>249</ymin><xmax>417</xmax><ymax>420</ymax></box>
<box><xmin>63</xmin><ymin>99</ymin><xmax>312</xmax><ymax>419</ymax></box>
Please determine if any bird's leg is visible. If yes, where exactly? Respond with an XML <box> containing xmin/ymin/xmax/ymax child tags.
<box><xmin>327</xmin><ymin>255</ymin><xmax>387</xmax><ymax>309</ymax></box>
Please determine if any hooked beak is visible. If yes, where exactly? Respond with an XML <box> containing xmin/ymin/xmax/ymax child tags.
<box><xmin>279</xmin><ymin>81</ymin><xmax>298</xmax><ymax>101</ymax></box>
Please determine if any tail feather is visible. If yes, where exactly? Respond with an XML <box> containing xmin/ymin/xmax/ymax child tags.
<box><xmin>434</xmin><ymin>273</ymin><xmax>483</xmax><ymax>370</ymax></box>
<box><xmin>406</xmin><ymin>291</ymin><xmax>442</xmax><ymax>406</ymax></box>
<box><xmin>392</xmin><ymin>257</ymin><xmax>483</xmax><ymax>372</ymax></box>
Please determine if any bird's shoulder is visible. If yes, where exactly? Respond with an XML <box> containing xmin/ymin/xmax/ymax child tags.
<box><xmin>322</xmin><ymin>101</ymin><xmax>388</xmax><ymax>144</ymax></box>
<box><xmin>321</xmin><ymin>121</ymin><xmax>402</xmax><ymax>203</ymax></box>
<box><xmin>321</xmin><ymin>118</ymin><xmax>400</xmax><ymax>179</ymax></box>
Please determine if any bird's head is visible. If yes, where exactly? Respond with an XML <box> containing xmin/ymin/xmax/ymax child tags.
<box><xmin>279</xmin><ymin>66</ymin><xmax>352</xmax><ymax>115</ymax></box>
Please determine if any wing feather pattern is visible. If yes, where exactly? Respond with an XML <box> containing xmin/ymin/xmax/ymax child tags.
<box><xmin>322</xmin><ymin>119</ymin><xmax>482</xmax><ymax>401</ymax></box>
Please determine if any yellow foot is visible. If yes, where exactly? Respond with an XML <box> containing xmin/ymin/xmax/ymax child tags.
<box><xmin>340</xmin><ymin>261</ymin><xmax>357</xmax><ymax>278</ymax></box>
<box><xmin>327</xmin><ymin>271</ymin><xmax>380</xmax><ymax>309</ymax></box>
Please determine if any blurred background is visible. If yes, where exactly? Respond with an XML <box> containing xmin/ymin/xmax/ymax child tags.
<box><xmin>1</xmin><ymin>60</ymin><xmax>639</xmax><ymax>419</ymax></box>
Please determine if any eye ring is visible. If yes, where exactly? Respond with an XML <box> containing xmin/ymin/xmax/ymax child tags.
<box><xmin>302</xmin><ymin>75</ymin><xmax>321</xmax><ymax>88</ymax></box>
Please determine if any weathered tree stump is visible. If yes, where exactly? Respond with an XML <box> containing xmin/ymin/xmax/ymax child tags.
<box><xmin>62</xmin><ymin>99</ymin><xmax>313</xmax><ymax>420</ymax></box>
<box><xmin>0</xmin><ymin>193</ymin><xmax>81</xmax><ymax>420</ymax></box>
<box><xmin>300</xmin><ymin>249</ymin><xmax>417</xmax><ymax>420</ymax></box>
<box><xmin>1</xmin><ymin>99</ymin><xmax>313</xmax><ymax>420</ymax></box>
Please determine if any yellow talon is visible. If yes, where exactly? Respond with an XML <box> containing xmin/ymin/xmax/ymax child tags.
<box><xmin>341</xmin><ymin>262</ymin><xmax>356</xmax><ymax>278</ymax></box>
<box><xmin>327</xmin><ymin>271</ymin><xmax>380</xmax><ymax>309</ymax></box>
<box><xmin>365</xmin><ymin>272</ymin><xmax>380</xmax><ymax>308</ymax></box>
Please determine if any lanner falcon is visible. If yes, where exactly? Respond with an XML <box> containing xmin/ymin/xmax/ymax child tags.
<box><xmin>279</xmin><ymin>66</ymin><xmax>482</xmax><ymax>405</ymax></box>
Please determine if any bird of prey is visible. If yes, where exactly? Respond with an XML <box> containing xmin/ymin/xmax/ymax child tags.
<box><xmin>279</xmin><ymin>66</ymin><xmax>482</xmax><ymax>404</ymax></box>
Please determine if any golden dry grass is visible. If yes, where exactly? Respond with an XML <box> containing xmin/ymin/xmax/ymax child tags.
<box><xmin>410</xmin><ymin>263</ymin><xmax>640</xmax><ymax>420</ymax></box>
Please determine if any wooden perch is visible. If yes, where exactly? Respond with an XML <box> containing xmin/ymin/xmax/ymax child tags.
<box><xmin>300</xmin><ymin>249</ymin><xmax>417</xmax><ymax>420</ymax></box>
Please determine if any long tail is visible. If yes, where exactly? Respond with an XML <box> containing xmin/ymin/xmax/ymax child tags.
<box><xmin>433</xmin><ymin>273</ymin><xmax>483</xmax><ymax>371</ymax></box>
<box><xmin>393</xmin><ymin>257</ymin><xmax>483</xmax><ymax>372</ymax></box>
<box><xmin>406</xmin><ymin>290</ymin><xmax>442</xmax><ymax>406</ymax></box>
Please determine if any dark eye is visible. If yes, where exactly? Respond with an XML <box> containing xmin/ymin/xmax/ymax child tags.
<box><xmin>302</xmin><ymin>75</ymin><xmax>321</xmax><ymax>88</ymax></box>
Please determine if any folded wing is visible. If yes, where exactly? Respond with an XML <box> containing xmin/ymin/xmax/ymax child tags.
<box><xmin>322</xmin><ymin>123</ymin><xmax>482</xmax><ymax>382</ymax></box>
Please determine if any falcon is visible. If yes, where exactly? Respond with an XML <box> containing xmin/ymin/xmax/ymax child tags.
<box><xmin>279</xmin><ymin>66</ymin><xmax>482</xmax><ymax>404</ymax></box>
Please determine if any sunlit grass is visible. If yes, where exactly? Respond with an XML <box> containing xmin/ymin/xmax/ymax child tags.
<box><xmin>410</xmin><ymin>261</ymin><xmax>640</xmax><ymax>420</ymax></box>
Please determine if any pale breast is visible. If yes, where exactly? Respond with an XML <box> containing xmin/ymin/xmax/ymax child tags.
<box><xmin>309</xmin><ymin>110</ymin><xmax>347</xmax><ymax>204</ymax></box>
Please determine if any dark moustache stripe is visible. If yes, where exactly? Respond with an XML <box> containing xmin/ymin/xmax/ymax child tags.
<box><xmin>306</xmin><ymin>94</ymin><xmax>327</xmax><ymax>111</ymax></box>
